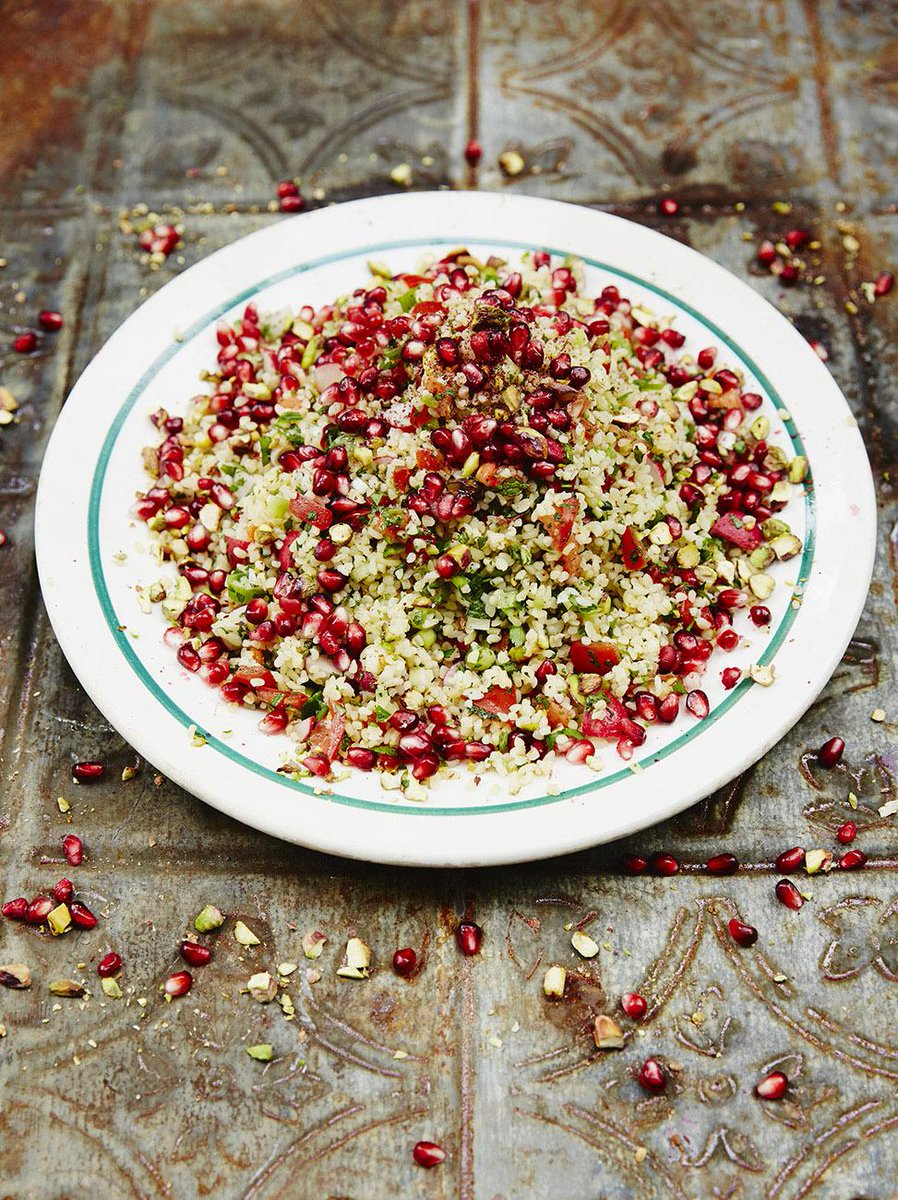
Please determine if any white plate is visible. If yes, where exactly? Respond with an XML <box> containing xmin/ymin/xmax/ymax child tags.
<box><xmin>35</xmin><ymin>193</ymin><xmax>876</xmax><ymax>867</ymax></box>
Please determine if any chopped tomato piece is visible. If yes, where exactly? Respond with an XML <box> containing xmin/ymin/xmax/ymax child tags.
<box><xmin>711</xmin><ymin>513</ymin><xmax>763</xmax><ymax>551</ymax></box>
<box><xmin>569</xmin><ymin>641</ymin><xmax>620</xmax><ymax>675</ymax></box>
<box><xmin>539</xmin><ymin>497</ymin><xmax>579</xmax><ymax>552</ymax></box>
<box><xmin>474</xmin><ymin>685</ymin><xmax>517</xmax><ymax>716</ymax></box>
<box><xmin>397</xmin><ymin>273</ymin><xmax>429</xmax><ymax>286</ymax></box>
<box><xmin>621</xmin><ymin>526</ymin><xmax>646</xmax><ymax>570</ymax></box>
<box><xmin>256</xmin><ymin>687</ymin><xmax>308</xmax><ymax>711</ymax></box>
<box><xmin>289</xmin><ymin>496</ymin><xmax>333</xmax><ymax>530</ymax></box>
<box><xmin>561</xmin><ymin>546</ymin><xmax>582</xmax><ymax>577</ymax></box>
<box><xmin>582</xmin><ymin>693</ymin><xmax>645</xmax><ymax>746</ymax></box>
<box><xmin>392</xmin><ymin>466</ymin><xmax>413</xmax><ymax>493</ymax></box>
<box><xmin>309</xmin><ymin>707</ymin><xmax>346</xmax><ymax>760</ymax></box>
<box><xmin>279</xmin><ymin>530</ymin><xmax>301</xmax><ymax>571</ymax></box>
<box><xmin>546</xmin><ymin>700</ymin><xmax>570</xmax><ymax>729</ymax></box>
<box><xmin>412</xmin><ymin>300</ymin><xmax>446</xmax><ymax>315</ymax></box>
<box><xmin>416</xmin><ymin>447</ymin><xmax>445</xmax><ymax>470</ymax></box>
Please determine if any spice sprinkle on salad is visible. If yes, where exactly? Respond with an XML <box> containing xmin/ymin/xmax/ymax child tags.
<box><xmin>135</xmin><ymin>248</ymin><xmax>806</xmax><ymax>798</ymax></box>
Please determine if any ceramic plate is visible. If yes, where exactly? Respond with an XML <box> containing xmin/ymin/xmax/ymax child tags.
<box><xmin>35</xmin><ymin>193</ymin><xmax>876</xmax><ymax>867</ymax></box>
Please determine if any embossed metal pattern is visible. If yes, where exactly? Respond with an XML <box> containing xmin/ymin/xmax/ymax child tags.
<box><xmin>0</xmin><ymin>2</ymin><xmax>896</xmax><ymax>1197</ymax></box>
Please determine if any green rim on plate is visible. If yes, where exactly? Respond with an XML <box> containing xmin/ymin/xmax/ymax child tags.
<box><xmin>88</xmin><ymin>237</ymin><xmax>815</xmax><ymax>816</ymax></box>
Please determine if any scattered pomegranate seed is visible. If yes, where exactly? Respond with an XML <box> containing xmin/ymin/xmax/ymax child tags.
<box><xmin>749</xmin><ymin>605</ymin><xmax>770</xmax><ymax>626</ymax></box>
<box><xmin>636</xmin><ymin>1058</ymin><xmax>667</xmax><ymax>1093</ymax></box>
<box><xmin>25</xmin><ymin>896</ymin><xmax>54</xmax><ymax>924</ymax></box>
<box><xmin>72</xmin><ymin>761</ymin><xmax>104</xmax><ymax>783</ymax></box>
<box><xmin>164</xmin><ymin>970</ymin><xmax>193</xmax><ymax>997</ymax></box>
<box><xmin>456</xmin><ymin>920</ymin><xmax>482</xmax><ymax>956</ymax></box>
<box><xmin>721</xmin><ymin>667</ymin><xmax>741</xmax><ymax>689</ymax></box>
<box><xmin>622</xmin><ymin>854</ymin><xmax>648</xmax><ymax>874</ymax></box>
<box><xmin>650</xmin><ymin>852</ymin><xmax>679</xmax><ymax>876</ymax></box>
<box><xmin>817</xmin><ymin>736</ymin><xmax>845</xmax><ymax>767</ymax></box>
<box><xmin>784</xmin><ymin>229</ymin><xmax>810</xmax><ymax>250</ymax></box>
<box><xmin>1</xmin><ymin>898</ymin><xmax>28</xmax><ymax>921</ymax></box>
<box><xmin>280</xmin><ymin>192</ymin><xmax>305</xmax><ymax>214</ymax></box>
<box><xmin>756</xmin><ymin>240</ymin><xmax>777</xmax><ymax>265</ymax></box>
<box><xmin>464</xmin><ymin>140</ymin><xmax>482</xmax><ymax>166</ymax></box>
<box><xmin>393</xmin><ymin>947</ymin><xmax>417</xmax><ymax>977</ymax></box>
<box><xmin>180</xmin><ymin>939</ymin><xmax>213</xmax><ymax>966</ymax></box>
<box><xmin>775</xmin><ymin>847</ymin><xmax>805</xmax><ymax>873</ymax></box>
<box><xmin>836</xmin><ymin>821</ymin><xmax>856</xmax><ymax>844</ymax></box>
<box><xmin>706</xmin><ymin>853</ymin><xmax>739</xmax><ymax>875</ymax></box>
<box><xmin>659</xmin><ymin>197</ymin><xmax>679</xmax><ymax>216</ymax></box>
<box><xmin>775</xmin><ymin>879</ymin><xmax>803</xmax><ymax>911</ymax></box>
<box><xmin>727</xmin><ymin>918</ymin><xmax>758</xmax><ymax>947</ymax></box>
<box><xmin>874</xmin><ymin>271</ymin><xmax>894</xmax><ymax>297</ymax></box>
<box><xmin>839</xmin><ymin>849</ymin><xmax>867</xmax><ymax>870</ymax></box>
<box><xmin>69</xmin><ymin>900</ymin><xmax>98</xmax><ymax>929</ymax></box>
<box><xmin>755</xmin><ymin>1070</ymin><xmax>789</xmax><ymax>1100</ymax></box>
<box><xmin>98</xmin><ymin>952</ymin><xmax>122</xmax><ymax>977</ymax></box>
<box><xmin>621</xmin><ymin>992</ymin><xmax>647</xmax><ymax>1019</ymax></box>
<box><xmin>276</xmin><ymin>179</ymin><xmax>299</xmax><ymax>199</ymax></box>
<box><xmin>38</xmin><ymin>309</ymin><xmax>64</xmax><ymax>332</ymax></box>
<box><xmin>13</xmin><ymin>331</ymin><xmax>38</xmax><ymax>354</ymax></box>
<box><xmin>62</xmin><ymin>834</ymin><xmax>83</xmax><ymax>866</ymax></box>
<box><xmin>412</xmin><ymin>1141</ymin><xmax>446</xmax><ymax>1168</ymax></box>
<box><xmin>52</xmin><ymin>877</ymin><xmax>74</xmax><ymax>904</ymax></box>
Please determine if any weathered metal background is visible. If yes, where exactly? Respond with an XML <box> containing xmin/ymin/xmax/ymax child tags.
<box><xmin>0</xmin><ymin>2</ymin><xmax>896</xmax><ymax>1197</ymax></box>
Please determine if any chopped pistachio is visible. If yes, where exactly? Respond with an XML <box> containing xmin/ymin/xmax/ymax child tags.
<box><xmin>789</xmin><ymin>456</ymin><xmax>808</xmax><ymax>483</ymax></box>
<box><xmin>849</xmin><ymin>791</ymin><xmax>859</xmax><ymax>810</ymax></box>
<box><xmin>47</xmin><ymin>903</ymin><xmax>72</xmax><ymax>936</ymax></box>
<box><xmin>278</xmin><ymin>992</ymin><xmax>296</xmax><ymax>1019</ymax></box>
<box><xmin>749</xmin><ymin>546</ymin><xmax>775</xmax><ymax>570</ymax></box>
<box><xmin>676</xmin><ymin>542</ymin><xmax>700</xmax><ymax>569</ymax></box>
<box><xmin>770</xmin><ymin>533</ymin><xmax>802</xmax><ymax>561</ymax></box>
<box><xmin>302</xmin><ymin>930</ymin><xmax>327</xmax><ymax>959</ymax></box>
<box><xmin>750</xmin><ymin>663</ymin><xmax>776</xmax><ymax>687</ymax></box>
<box><xmin>571</xmin><ymin>931</ymin><xmax>599</xmax><ymax>958</ymax></box>
<box><xmin>49</xmin><ymin>979</ymin><xmax>86</xmax><ymax>998</ymax></box>
<box><xmin>277</xmin><ymin>961</ymin><xmax>298</xmax><ymax>977</ymax></box>
<box><xmin>0</xmin><ymin>963</ymin><xmax>32</xmax><ymax>989</ymax></box>
<box><xmin>804</xmin><ymin>848</ymin><xmax>832</xmax><ymax>875</ymax></box>
<box><xmin>389</xmin><ymin>162</ymin><xmax>412</xmax><ymax>187</ymax></box>
<box><xmin>101</xmin><ymin>976</ymin><xmax>123</xmax><ymax>999</ymax></box>
<box><xmin>195</xmin><ymin>905</ymin><xmax>225</xmax><ymax>933</ymax></box>
<box><xmin>749</xmin><ymin>573</ymin><xmax>775</xmax><ymax>601</ymax></box>
<box><xmin>121</xmin><ymin>764</ymin><xmax>139</xmax><ymax>782</ymax></box>
<box><xmin>770</xmin><ymin>480</ymin><xmax>793</xmax><ymax>505</ymax></box>
<box><xmin>345</xmin><ymin>937</ymin><xmax>371</xmax><ymax>972</ymax></box>
<box><xmin>871</xmin><ymin>708</ymin><xmax>886</xmax><ymax>723</ymax></box>
<box><xmin>336</xmin><ymin>965</ymin><xmax>368</xmax><ymax>980</ymax></box>
<box><xmin>750</xmin><ymin>415</ymin><xmax>770</xmax><ymax>441</ymax></box>
<box><xmin>499</xmin><ymin>150</ymin><xmax>525</xmax><ymax>177</ymax></box>
<box><xmin>246</xmin><ymin>1043</ymin><xmax>274</xmax><ymax>1061</ymax></box>
<box><xmin>233</xmin><ymin>920</ymin><xmax>260</xmax><ymax>946</ymax></box>
<box><xmin>56</xmin><ymin>796</ymin><xmax>71</xmax><ymax>814</ymax></box>
<box><xmin>245</xmin><ymin>971</ymin><xmax>278</xmax><ymax>1003</ymax></box>
<box><xmin>593</xmin><ymin>1014</ymin><xmax>625</xmax><ymax>1049</ymax></box>
<box><xmin>543</xmin><ymin>965</ymin><xmax>567</xmax><ymax>997</ymax></box>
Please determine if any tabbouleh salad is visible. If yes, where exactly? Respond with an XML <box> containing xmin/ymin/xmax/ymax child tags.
<box><xmin>134</xmin><ymin>248</ymin><xmax>806</xmax><ymax>798</ymax></box>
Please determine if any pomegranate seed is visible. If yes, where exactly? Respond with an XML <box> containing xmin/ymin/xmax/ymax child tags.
<box><xmin>650</xmin><ymin>852</ymin><xmax>679</xmax><ymax>876</ymax></box>
<box><xmin>317</xmin><ymin>568</ymin><xmax>346</xmax><ymax>593</ymax></box>
<box><xmin>755</xmin><ymin>1070</ymin><xmax>788</xmax><ymax>1100</ymax></box>
<box><xmin>456</xmin><ymin>920</ymin><xmax>482</xmax><ymax>956</ymax></box>
<box><xmin>659</xmin><ymin>197</ymin><xmax>679</xmax><ymax>216</ymax></box>
<box><xmin>658</xmin><ymin>692</ymin><xmax>680</xmax><ymax>723</ymax></box>
<box><xmin>775</xmin><ymin>879</ymin><xmax>803</xmax><ymax>911</ymax></box>
<box><xmin>280</xmin><ymin>193</ymin><xmax>305</xmax><ymax>214</ymax></box>
<box><xmin>393</xmin><ymin>947</ymin><xmax>417</xmax><ymax>977</ymax></box>
<box><xmin>413</xmin><ymin>1141</ymin><xmax>446</xmax><ymax>1168</ymax></box>
<box><xmin>70</xmin><ymin>901</ymin><xmax>98</xmax><ymax>928</ymax></box>
<box><xmin>13</xmin><ymin>330</ymin><xmax>38</xmax><ymax>353</ymax></box>
<box><xmin>622</xmin><ymin>854</ymin><xmax>648</xmax><ymax>875</ymax></box>
<box><xmin>63</xmin><ymin>834</ymin><xmax>83</xmax><ymax>866</ymax></box>
<box><xmin>98</xmin><ymin>952</ymin><xmax>122</xmax><ymax>977</ymax></box>
<box><xmin>836</xmin><ymin>821</ymin><xmax>856</xmax><ymax>844</ymax></box>
<box><xmin>817</xmin><ymin>736</ymin><xmax>845</xmax><ymax>767</ymax></box>
<box><xmin>757</xmin><ymin>240</ymin><xmax>777</xmax><ymax>265</ymax></box>
<box><xmin>465</xmin><ymin>741</ymin><xmax>492</xmax><ymax>762</ymax></box>
<box><xmin>727</xmin><ymin>918</ymin><xmax>758</xmax><ymax>947</ymax></box>
<box><xmin>636</xmin><ymin>1058</ymin><xmax>667</xmax><ymax>1093</ymax></box>
<box><xmin>2</xmin><ymin>898</ymin><xmax>28</xmax><ymax>921</ymax></box>
<box><xmin>685</xmin><ymin>689</ymin><xmax>709</xmax><ymax>719</ymax></box>
<box><xmin>72</xmin><ymin>761</ymin><xmax>104</xmax><ymax>783</ymax></box>
<box><xmin>346</xmin><ymin>746</ymin><xmax>376</xmax><ymax>770</ymax></box>
<box><xmin>25</xmin><ymin>896</ymin><xmax>54</xmax><ymax>924</ymax></box>
<box><xmin>697</xmin><ymin>346</ymin><xmax>716</xmax><ymax>370</ymax></box>
<box><xmin>839</xmin><ymin>849</ymin><xmax>867</xmax><ymax>870</ymax></box>
<box><xmin>276</xmin><ymin>179</ymin><xmax>299</xmax><ymax>199</ymax></box>
<box><xmin>52</xmin><ymin>878</ymin><xmax>74</xmax><ymax>904</ymax></box>
<box><xmin>38</xmin><ymin>309</ymin><xmax>64</xmax><ymax>332</ymax></box>
<box><xmin>164</xmin><ymin>970</ymin><xmax>193</xmax><ymax>997</ymax></box>
<box><xmin>873</xmin><ymin>271</ymin><xmax>894</xmax><ymax>297</ymax></box>
<box><xmin>775</xmin><ymin>847</ymin><xmax>805</xmax><ymax>872</ymax></box>
<box><xmin>464</xmin><ymin>140</ymin><xmax>482</xmax><ymax>166</ymax></box>
<box><xmin>721</xmin><ymin>667</ymin><xmax>741</xmax><ymax>689</ymax></box>
<box><xmin>749</xmin><ymin>605</ymin><xmax>771</xmax><ymax>627</ymax></box>
<box><xmin>706</xmin><ymin>853</ymin><xmax>738</xmax><ymax>875</ymax></box>
<box><xmin>435</xmin><ymin>554</ymin><xmax>459</xmax><ymax>579</ymax></box>
<box><xmin>785</xmin><ymin>229</ymin><xmax>810</xmax><ymax>250</ymax></box>
<box><xmin>621</xmin><ymin>992</ymin><xmax>647</xmax><ymax>1019</ymax></box>
<box><xmin>180</xmin><ymin>940</ymin><xmax>213</xmax><ymax>966</ymax></box>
